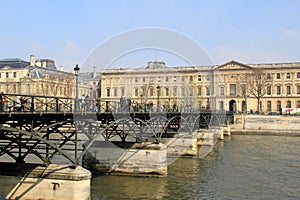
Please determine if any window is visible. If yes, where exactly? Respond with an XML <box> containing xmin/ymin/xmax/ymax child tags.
<box><xmin>6</xmin><ymin>72</ymin><xmax>9</xmax><ymax>78</ymax></box>
<box><xmin>297</xmin><ymin>101</ymin><xmax>300</xmax><ymax>108</ymax></box>
<box><xmin>297</xmin><ymin>86</ymin><xmax>300</xmax><ymax>94</ymax></box>
<box><xmin>258</xmin><ymin>74</ymin><xmax>262</xmax><ymax>80</ymax></box>
<box><xmin>106</xmin><ymin>88</ymin><xmax>110</xmax><ymax>97</ymax></box>
<box><xmin>173</xmin><ymin>87</ymin><xmax>177</xmax><ymax>96</ymax></box>
<box><xmin>267</xmin><ymin>85</ymin><xmax>272</xmax><ymax>95</ymax></box>
<box><xmin>198</xmin><ymin>75</ymin><xmax>202</xmax><ymax>81</ymax></box>
<box><xmin>114</xmin><ymin>88</ymin><xmax>117</xmax><ymax>97</ymax></box>
<box><xmin>181</xmin><ymin>76</ymin><xmax>185</xmax><ymax>82</ymax></box>
<box><xmin>142</xmin><ymin>87</ymin><xmax>146</xmax><ymax>95</ymax></box>
<box><xmin>267</xmin><ymin>101</ymin><xmax>272</xmax><ymax>112</ymax></box>
<box><xmin>286</xmin><ymin>73</ymin><xmax>291</xmax><ymax>79</ymax></box>
<box><xmin>0</xmin><ymin>73</ymin><xmax>1</xmax><ymax>78</ymax></box>
<box><xmin>13</xmin><ymin>84</ymin><xmax>17</xmax><ymax>93</ymax></box>
<box><xmin>198</xmin><ymin>87</ymin><xmax>202</xmax><ymax>96</ymax></box>
<box><xmin>182</xmin><ymin>88</ymin><xmax>185</xmax><ymax>96</ymax></box>
<box><xmin>150</xmin><ymin>77</ymin><xmax>153</xmax><ymax>82</ymax></box>
<box><xmin>220</xmin><ymin>86</ymin><xmax>224</xmax><ymax>96</ymax></box>
<box><xmin>230</xmin><ymin>84</ymin><xmax>236</xmax><ymax>95</ymax></box>
<box><xmin>190</xmin><ymin>88</ymin><xmax>194</xmax><ymax>96</ymax></box>
<box><xmin>173</xmin><ymin>76</ymin><xmax>177</xmax><ymax>82</ymax></box>
<box><xmin>165</xmin><ymin>88</ymin><xmax>169</xmax><ymax>96</ymax></box>
<box><xmin>150</xmin><ymin>88</ymin><xmax>154</xmax><ymax>96</ymax></box>
<box><xmin>135</xmin><ymin>77</ymin><xmax>138</xmax><ymax>83</ymax></box>
<box><xmin>13</xmin><ymin>72</ymin><xmax>17</xmax><ymax>78</ymax></box>
<box><xmin>241</xmin><ymin>85</ymin><xmax>246</xmax><ymax>96</ymax></box>
<box><xmin>277</xmin><ymin>101</ymin><xmax>281</xmax><ymax>112</ymax></box>
<box><xmin>206</xmin><ymin>86</ymin><xmax>210</xmax><ymax>96</ymax></box>
<box><xmin>220</xmin><ymin>101</ymin><xmax>224</xmax><ymax>110</ymax></box>
<box><xmin>190</xmin><ymin>76</ymin><xmax>193</xmax><ymax>81</ymax></box>
<box><xmin>287</xmin><ymin>100</ymin><xmax>291</xmax><ymax>108</ymax></box>
<box><xmin>206</xmin><ymin>75</ymin><xmax>210</xmax><ymax>81</ymax></box>
<box><xmin>276</xmin><ymin>85</ymin><xmax>281</xmax><ymax>95</ymax></box>
<box><xmin>287</xmin><ymin>85</ymin><xmax>291</xmax><ymax>95</ymax></box>
<box><xmin>121</xmin><ymin>88</ymin><xmax>125</xmax><ymax>96</ymax></box>
<box><xmin>297</xmin><ymin>73</ymin><xmax>300</xmax><ymax>79</ymax></box>
<box><xmin>134</xmin><ymin>88</ymin><xmax>138</xmax><ymax>96</ymax></box>
<box><xmin>165</xmin><ymin>77</ymin><xmax>169</xmax><ymax>82</ymax></box>
<box><xmin>157</xmin><ymin>77</ymin><xmax>161</xmax><ymax>82</ymax></box>
<box><xmin>267</xmin><ymin>73</ymin><xmax>271</xmax><ymax>79</ymax></box>
<box><xmin>276</xmin><ymin>73</ymin><xmax>281</xmax><ymax>79</ymax></box>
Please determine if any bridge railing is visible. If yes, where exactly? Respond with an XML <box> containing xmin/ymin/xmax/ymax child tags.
<box><xmin>0</xmin><ymin>93</ymin><xmax>74</xmax><ymax>112</ymax></box>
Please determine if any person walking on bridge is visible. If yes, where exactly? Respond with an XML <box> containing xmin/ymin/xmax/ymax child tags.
<box><xmin>81</xmin><ymin>94</ymin><xmax>86</xmax><ymax>111</ymax></box>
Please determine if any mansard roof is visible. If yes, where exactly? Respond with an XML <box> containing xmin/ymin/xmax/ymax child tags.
<box><xmin>28</xmin><ymin>66</ymin><xmax>73</xmax><ymax>79</ymax></box>
<box><xmin>0</xmin><ymin>58</ymin><xmax>30</xmax><ymax>69</ymax></box>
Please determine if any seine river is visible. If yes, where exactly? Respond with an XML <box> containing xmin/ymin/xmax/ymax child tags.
<box><xmin>91</xmin><ymin>135</ymin><xmax>300</xmax><ymax>199</ymax></box>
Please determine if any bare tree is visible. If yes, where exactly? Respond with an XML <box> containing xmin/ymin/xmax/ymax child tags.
<box><xmin>40</xmin><ymin>73</ymin><xmax>74</xmax><ymax>97</ymax></box>
<box><xmin>247</xmin><ymin>68</ymin><xmax>267</xmax><ymax>113</ymax></box>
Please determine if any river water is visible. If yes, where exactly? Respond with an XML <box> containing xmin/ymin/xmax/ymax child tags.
<box><xmin>91</xmin><ymin>135</ymin><xmax>300</xmax><ymax>199</ymax></box>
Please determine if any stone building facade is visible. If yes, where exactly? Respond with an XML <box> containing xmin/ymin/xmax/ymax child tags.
<box><xmin>0</xmin><ymin>55</ymin><xmax>91</xmax><ymax>99</ymax></box>
<box><xmin>100</xmin><ymin>61</ymin><xmax>300</xmax><ymax>114</ymax></box>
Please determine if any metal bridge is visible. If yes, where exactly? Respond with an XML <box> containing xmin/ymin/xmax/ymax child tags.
<box><xmin>0</xmin><ymin>93</ymin><xmax>233</xmax><ymax>166</ymax></box>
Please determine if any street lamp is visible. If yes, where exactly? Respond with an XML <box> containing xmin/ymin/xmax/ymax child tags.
<box><xmin>74</xmin><ymin>64</ymin><xmax>80</xmax><ymax>112</ymax></box>
<box><xmin>156</xmin><ymin>85</ymin><xmax>160</xmax><ymax>112</ymax></box>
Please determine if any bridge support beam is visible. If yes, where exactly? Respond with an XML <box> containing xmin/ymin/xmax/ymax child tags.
<box><xmin>84</xmin><ymin>142</ymin><xmax>167</xmax><ymax>177</ymax></box>
<box><xmin>0</xmin><ymin>163</ymin><xmax>91</xmax><ymax>200</ymax></box>
<box><xmin>163</xmin><ymin>131</ymin><xmax>199</xmax><ymax>157</ymax></box>
<box><xmin>223</xmin><ymin>125</ymin><xmax>231</xmax><ymax>136</ymax></box>
<box><xmin>197</xmin><ymin>128</ymin><xmax>223</xmax><ymax>158</ymax></box>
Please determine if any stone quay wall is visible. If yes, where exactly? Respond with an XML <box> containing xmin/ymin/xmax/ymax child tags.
<box><xmin>230</xmin><ymin>114</ymin><xmax>300</xmax><ymax>136</ymax></box>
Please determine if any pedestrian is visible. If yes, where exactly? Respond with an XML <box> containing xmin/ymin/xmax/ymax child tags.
<box><xmin>20</xmin><ymin>96</ymin><xmax>27</xmax><ymax>111</ymax></box>
<box><xmin>94</xmin><ymin>99</ymin><xmax>99</xmax><ymax>112</ymax></box>
<box><xmin>81</xmin><ymin>94</ymin><xmax>86</xmax><ymax>111</ymax></box>
<box><xmin>14</xmin><ymin>96</ymin><xmax>21</xmax><ymax>111</ymax></box>
<box><xmin>0</xmin><ymin>91</ymin><xmax>5</xmax><ymax>112</ymax></box>
<box><xmin>85</xmin><ymin>95</ymin><xmax>90</xmax><ymax>111</ymax></box>
<box><xmin>132</xmin><ymin>101</ymin><xmax>138</xmax><ymax>112</ymax></box>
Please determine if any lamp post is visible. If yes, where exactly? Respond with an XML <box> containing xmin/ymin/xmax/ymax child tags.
<box><xmin>73</xmin><ymin>64</ymin><xmax>80</xmax><ymax>166</ymax></box>
<box><xmin>74</xmin><ymin>64</ymin><xmax>80</xmax><ymax>112</ymax></box>
<box><xmin>140</xmin><ymin>94</ymin><xmax>143</xmax><ymax>112</ymax></box>
<box><xmin>156</xmin><ymin>85</ymin><xmax>160</xmax><ymax>112</ymax></box>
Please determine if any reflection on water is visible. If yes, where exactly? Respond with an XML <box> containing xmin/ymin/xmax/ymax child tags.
<box><xmin>91</xmin><ymin>135</ymin><xmax>300</xmax><ymax>199</ymax></box>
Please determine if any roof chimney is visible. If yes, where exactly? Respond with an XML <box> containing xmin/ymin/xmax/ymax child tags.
<box><xmin>93</xmin><ymin>66</ymin><xmax>97</xmax><ymax>78</ymax></box>
<box><xmin>59</xmin><ymin>66</ymin><xmax>64</xmax><ymax>71</ymax></box>
<box><xmin>42</xmin><ymin>61</ymin><xmax>47</xmax><ymax>68</ymax></box>
<box><xmin>30</xmin><ymin>55</ymin><xmax>35</xmax><ymax>66</ymax></box>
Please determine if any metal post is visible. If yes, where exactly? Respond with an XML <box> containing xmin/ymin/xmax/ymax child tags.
<box><xmin>74</xmin><ymin>65</ymin><xmax>80</xmax><ymax>112</ymax></box>
<box><xmin>0</xmin><ymin>94</ymin><xmax>2</xmax><ymax>112</ymax></box>
<box><xmin>156</xmin><ymin>85</ymin><xmax>160</xmax><ymax>112</ymax></box>
<box><xmin>73</xmin><ymin>64</ymin><xmax>80</xmax><ymax>167</ymax></box>
<box><xmin>56</xmin><ymin>97</ymin><xmax>59</xmax><ymax>112</ymax></box>
<box><xmin>75</xmin><ymin>126</ymin><xmax>78</xmax><ymax>166</ymax></box>
<box><xmin>31</xmin><ymin>96</ymin><xmax>34</xmax><ymax>112</ymax></box>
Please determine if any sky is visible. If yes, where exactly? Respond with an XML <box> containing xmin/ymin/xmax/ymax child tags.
<box><xmin>1</xmin><ymin>0</ymin><xmax>300</xmax><ymax>72</ymax></box>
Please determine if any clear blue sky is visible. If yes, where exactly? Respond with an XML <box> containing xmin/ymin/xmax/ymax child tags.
<box><xmin>1</xmin><ymin>0</ymin><xmax>300</xmax><ymax>71</ymax></box>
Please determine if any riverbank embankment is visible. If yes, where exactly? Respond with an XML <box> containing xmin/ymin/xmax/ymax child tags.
<box><xmin>230</xmin><ymin>114</ymin><xmax>300</xmax><ymax>136</ymax></box>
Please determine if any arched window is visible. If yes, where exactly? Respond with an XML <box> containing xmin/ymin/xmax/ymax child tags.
<box><xmin>267</xmin><ymin>101</ymin><xmax>272</xmax><ymax>112</ymax></box>
<box><xmin>287</xmin><ymin>100</ymin><xmax>291</xmax><ymax>108</ymax></box>
<box><xmin>277</xmin><ymin>101</ymin><xmax>281</xmax><ymax>112</ymax></box>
